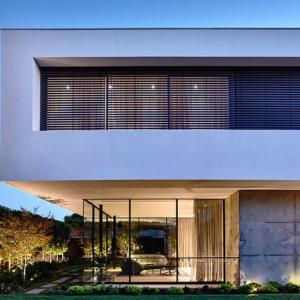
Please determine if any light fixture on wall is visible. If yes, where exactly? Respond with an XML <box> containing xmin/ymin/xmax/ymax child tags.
<box><xmin>193</xmin><ymin>85</ymin><xmax>198</xmax><ymax>90</ymax></box>
<box><xmin>66</xmin><ymin>85</ymin><xmax>70</xmax><ymax>90</ymax></box>
<box><xmin>108</xmin><ymin>84</ymin><xmax>113</xmax><ymax>90</ymax></box>
<box><xmin>151</xmin><ymin>84</ymin><xmax>156</xmax><ymax>89</ymax></box>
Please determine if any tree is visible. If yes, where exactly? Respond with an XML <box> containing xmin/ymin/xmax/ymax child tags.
<box><xmin>116</xmin><ymin>223</ymin><xmax>138</xmax><ymax>257</ymax></box>
<box><xmin>0</xmin><ymin>208</ymin><xmax>53</xmax><ymax>281</ymax></box>
<box><xmin>64</xmin><ymin>213</ymin><xmax>83</xmax><ymax>228</ymax></box>
<box><xmin>43</xmin><ymin>244</ymin><xmax>68</xmax><ymax>263</ymax></box>
<box><xmin>43</xmin><ymin>220</ymin><xmax>71</xmax><ymax>262</ymax></box>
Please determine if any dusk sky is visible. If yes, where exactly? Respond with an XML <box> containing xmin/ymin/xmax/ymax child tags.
<box><xmin>1</xmin><ymin>0</ymin><xmax>300</xmax><ymax>28</ymax></box>
<box><xmin>1</xmin><ymin>0</ymin><xmax>300</xmax><ymax>220</ymax></box>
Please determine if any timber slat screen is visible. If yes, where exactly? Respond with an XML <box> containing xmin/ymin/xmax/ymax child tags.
<box><xmin>41</xmin><ymin>70</ymin><xmax>106</xmax><ymax>130</ymax></box>
<box><xmin>235</xmin><ymin>70</ymin><xmax>300</xmax><ymax>129</ymax></box>
<box><xmin>107</xmin><ymin>75</ymin><xmax>169</xmax><ymax>129</ymax></box>
<box><xmin>41</xmin><ymin>68</ymin><xmax>300</xmax><ymax>130</ymax></box>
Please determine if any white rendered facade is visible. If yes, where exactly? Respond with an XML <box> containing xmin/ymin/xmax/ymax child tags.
<box><xmin>3</xmin><ymin>29</ymin><xmax>300</xmax><ymax>284</ymax></box>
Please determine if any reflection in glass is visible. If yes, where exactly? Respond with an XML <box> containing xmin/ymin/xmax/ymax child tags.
<box><xmin>130</xmin><ymin>200</ymin><xmax>176</xmax><ymax>282</ymax></box>
<box><xmin>83</xmin><ymin>199</ymin><xmax>228</xmax><ymax>284</ymax></box>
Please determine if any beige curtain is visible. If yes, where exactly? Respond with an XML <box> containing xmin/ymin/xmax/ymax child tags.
<box><xmin>195</xmin><ymin>200</ymin><xmax>224</xmax><ymax>282</ymax></box>
<box><xmin>178</xmin><ymin>200</ymin><xmax>224</xmax><ymax>282</ymax></box>
<box><xmin>178</xmin><ymin>219</ymin><xmax>196</xmax><ymax>277</ymax></box>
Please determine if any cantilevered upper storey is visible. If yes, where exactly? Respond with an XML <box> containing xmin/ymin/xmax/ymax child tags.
<box><xmin>2</xmin><ymin>29</ymin><xmax>300</xmax><ymax>181</ymax></box>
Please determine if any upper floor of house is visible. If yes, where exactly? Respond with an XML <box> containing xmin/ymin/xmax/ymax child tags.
<box><xmin>2</xmin><ymin>28</ymin><xmax>300</xmax><ymax>181</ymax></box>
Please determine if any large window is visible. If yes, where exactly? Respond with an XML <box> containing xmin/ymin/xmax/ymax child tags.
<box><xmin>41</xmin><ymin>67</ymin><xmax>300</xmax><ymax>130</ymax></box>
<box><xmin>43</xmin><ymin>74</ymin><xmax>106</xmax><ymax>130</ymax></box>
<box><xmin>83</xmin><ymin>198</ymin><xmax>239</xmax><ymax>284</ymax></box>
<box><xmin>41</xmin><ymin>68</ymin><xmax>231</xmax><ymax>130</ymax></box>
<box><xmin>107</xmin><ymin>75</ymin><xmax>169</xmax><ymax>129</ymax></box>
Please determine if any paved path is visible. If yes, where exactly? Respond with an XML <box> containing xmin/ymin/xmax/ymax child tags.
<box><xmin>25</xmin><ymin>266</ymin><xmax>82</xmax><ymax>295</ymax></box>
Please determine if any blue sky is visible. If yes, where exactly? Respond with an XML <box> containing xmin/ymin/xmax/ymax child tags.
<box><xmin>1</xmin><ymin>0</ymin><xmax>300</xmax><ymax>220</ymax></box>
<box><xmin>1</xmin><ymin>0</ymin><xmax>300</xmax><ymax>28</ymax></box>
<box><xmin>0</xmin><ymin>183</ymin><xmax>72</xmax><ymax>220</ymax></box>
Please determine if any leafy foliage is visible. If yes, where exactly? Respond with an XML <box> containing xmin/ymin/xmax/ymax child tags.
<box><xmin>265</xmin><ymin>281</ymin><xmax>283</xmax><ymax>291</ymax></box>
<box><xmin>260</xmin><ymin>283</ymin><xmax>279</xmax><ymax>294</ymax></box>
<box><xmin>142</xmin><ymin>287</ymin><xmax>160</xmax><ymax>295</ymax></box>
<box><xmin>0</xmin><ymin>207</ymin><xmax>53</xmax><ymax>281</ymax></box>
<box><xmin>236</xmin><ymin>282</ymin><xmax>261</xmax><ymax>294</ymax></box>
<box><xmin>284</xmin><ymin>282</ymin><xmax>300</xmax><ymax>293</ymax></box>
<box><xmin>168</xmin><ymin>286</ymin><xmax>184</xmax><ymax>295</ymax></box>
<box><xmin>220</xmin><ymin>282</ymin><xmax>234</xmax><ymax>293</ymax></box>
<box><xmin>123</xmin><ymin>285</ymin><xmax>142</xmax><ymax>295</ymax></box>
<box><xmin>67</xmin><ymin>285</ymin><xmax>93</xmax><ymax>295</ymax></box>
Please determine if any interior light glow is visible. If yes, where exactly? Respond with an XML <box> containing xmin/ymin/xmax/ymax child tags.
<box><xmin>108</xmin><ymin>84</ymin><xmax>113</xmax><ymax>89</ymax></box>
<box><xmin>151</xmin><ymin>84</ymin><xmax>156</xmax><ymax>89</ymax></box>
<box><xmin>193</xmin><ymin>85</ymin><xmax>198</xmax><ymax>89</ymax></box>
<box><xmin>289</xmin><ymin>274</ymin><xmax>300</xmax><ymax>285</ymax></box>
<box><xmin>66</xmin><ymin>85</ymin><xmax>70</xmax><ymax>90</ymax></box>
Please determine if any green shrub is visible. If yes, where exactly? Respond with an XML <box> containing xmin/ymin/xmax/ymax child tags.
<box><xmin>0</xmin><ymin>270</ymin><xmax>22</xmax><ymax>292</ymax></box>
<box><xmin>236</xmin><ymin>282</ymin><xmax>261</xmax><ymax>294</ymax></box>
<box><xmin>168</xmin><ymin>286</ymin><xmax>184</xmax><ymax>295</ymax></box>
<box><xmin>124</xmin><ymin>285</ymin><xmax>142</xmax><ymax>295</ymax></box>
<box><xmin>265</xmin><ymin>281</ymin><xmax>283</xmax><ymax>292</ymax></box>
<box><xmin>67</xmin><ymin>284</ymin><xmax>93</xmax><ymax>295</ymax></box>
<box><xmin>45</xmin><ymin>287</ymin><xmax>67</xmax><ymax>295</ymax></box>
<box><xmin>105</xmin><ymin>284</ymin><xmax>119</xmax><ymax>295</ymax></box>
<box><xmin>284</xmin><ymin>282</ymin><xmax>300</xmax><ymax>293</ymax></box>
<box><xmin>260</xmin><ymin>283</ymin><xmax>279</xmax><ymax>294</ymax></box>
<box><xmin>92</xmin><ymin>284</ymin><xmax>106</xmax><ymax>294</ymax></box>
<box><xmin>220</xmin><ymin>282</ymin><xmax>234</xmax><ymax>294</ymax></box>
<box><xmin>0</xmin><ymin>282</ymin><xmax>13</xmax><ymax>294</ymax></box>
<box><xmin>26</xmin><ymin>261</ymin><xmax>57</xmax><ymax>282</ymax></box>
<box><xmin>142</xmin><ymin>287</ymin><xmax>160</xmax><ymax>295</ymax></box>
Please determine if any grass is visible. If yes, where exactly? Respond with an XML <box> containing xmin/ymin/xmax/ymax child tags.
<box><xmin>3</xmin><ymin>295</ymin><xmax>300</xmax><ymax>300</ymax></box>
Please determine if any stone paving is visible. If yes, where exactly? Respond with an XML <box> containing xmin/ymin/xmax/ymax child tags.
<box><xmin>26</xmin><ymin>288</ymin><xmax>45</xmax><ymax>295</ymax></box>
<box><xmin>25</xmin><ymin>266</ymin><xmax>82</xmax><ymax>295</ymax></box>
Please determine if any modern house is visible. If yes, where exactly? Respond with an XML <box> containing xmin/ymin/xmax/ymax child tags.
<box><xmin>3</xmin><ymin>28</ymin><xmax>300</xmax><ymax>285</ymax></box>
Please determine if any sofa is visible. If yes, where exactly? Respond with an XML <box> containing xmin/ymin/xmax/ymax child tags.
<box><xmin>120</xmin><ymin>254</ymin><xmax>169</xmax><ymax>275</ymax></box>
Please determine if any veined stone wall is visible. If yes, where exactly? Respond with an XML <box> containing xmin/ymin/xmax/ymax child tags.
<box><xmin>240</xmin><ymin>190</ymin><xmax>300</xmax><ymax>284</ymax></box>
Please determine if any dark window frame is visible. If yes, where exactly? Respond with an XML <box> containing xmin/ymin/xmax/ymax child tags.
<box><xmin>82</xmin><ymin>198</ymin><xmax>235</xmax><ymax>285</ymax></box>
<box><xmin>41</xmin><ymin>67</ymin><xmax>300</xmax><ymax>130</ymax></box>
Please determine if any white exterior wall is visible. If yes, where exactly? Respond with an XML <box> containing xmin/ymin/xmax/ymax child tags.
<box><xmin>2</xmin><ymin>29</ymin><xmax>300</xmax><ymax>181</ymax></box>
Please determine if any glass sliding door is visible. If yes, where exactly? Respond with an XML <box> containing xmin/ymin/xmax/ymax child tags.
<box><xmin>178</xmin><ymin>199</ymin><xmax>224</xmax><ymax>282</ymax></box>
<box><xmin>96</xmin><ymin>200</ymin><xmax>130</xmax><ymax>283</ymax></box>
<box><xmin>83</xmin><ymin>198</ymin><xmax>229</xmax><ymax>284</ymax></box>
<box><xmin>83</xmin><ymin>200</ymin><xmax>99</xmax><ymax>281</ymax></box>
<box><xmin>131</xmin><ymin>200</ymin><xmax>176</xmax><ymax>282</ymax></box>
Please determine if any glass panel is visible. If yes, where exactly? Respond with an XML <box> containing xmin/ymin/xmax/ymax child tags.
<box><xmin>94</xmin><ymin>207</ymin><xmax>100</xmax><ymax>257</ymax></box>
<box><xmin>131</xmin><ymin>200</ymin><xmax>176</xmax><ymax>283</ymax></box>
<box><xmin>178</xmin><ymin>199</ymin><xmax>224</xmax><ymax>282</ymax></box>
<box><xmin>46</xmin><ymin>76</ymin><xmax>106</xmax><ymax>130</ymax></box>
<box><xmin>107</xmin><ymin>75</ymin><xmax>169</xmax><ymax>129</ymax></box>
<box><xmin>83</xmin><ymin>201</ymin><xmax>94</xmax><ymax>281</ymax></box>
<box><xmin>93</xmin><ymin>200</ymin><xmax>130</xmax><ymax>283</ymax></box>
<box><xmin>169</xmin><ymin>76</ymin><xmax>229</xmax><ymax>129</ymax></box>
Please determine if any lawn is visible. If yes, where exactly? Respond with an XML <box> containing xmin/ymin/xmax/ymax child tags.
<box><xmin>3</xmin><ymin>295</ymin><xmax>300</xmax><ymax>300</ymax></box>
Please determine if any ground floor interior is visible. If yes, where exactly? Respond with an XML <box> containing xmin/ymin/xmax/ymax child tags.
<box><xmin>83</xmin><ymin>196</ymin><xmax>239</xmax><ymax>284</ymax></box>
<box><xmin>7</xmin><ymin>180</ymin><xmax>300</xmax><ymax>285</ymax></box>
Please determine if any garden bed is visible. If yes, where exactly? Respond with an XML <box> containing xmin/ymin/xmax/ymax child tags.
<box><xmin>40</xmin><ymin>281</ymin><xmax>300</xmax><ymax>296</ymax></box>
<box><xmin>3</xmin><ymin>295</ymin><xmax>300</xmax><ymax>299</ymax></box>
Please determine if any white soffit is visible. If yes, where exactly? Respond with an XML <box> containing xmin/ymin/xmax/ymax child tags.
<box><xmin>6</xmin><ymin>180</ymin><xmax>300</xmax><ymax>216</ymax></box>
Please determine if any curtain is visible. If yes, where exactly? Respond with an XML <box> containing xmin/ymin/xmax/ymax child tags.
<box><xmin>178</xmin><ymin>219</ymin><xmax>196</xmax><ymax>277</ymax></box>
<box><xmin>195</xmin><ymin>200</ymin><xmax>224</xmax><ymax>282</ymax></box>
<box><xmin>178</xmin><ymin>200</ymin><xmax>224</xmax><ymax>282</ymax></box>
